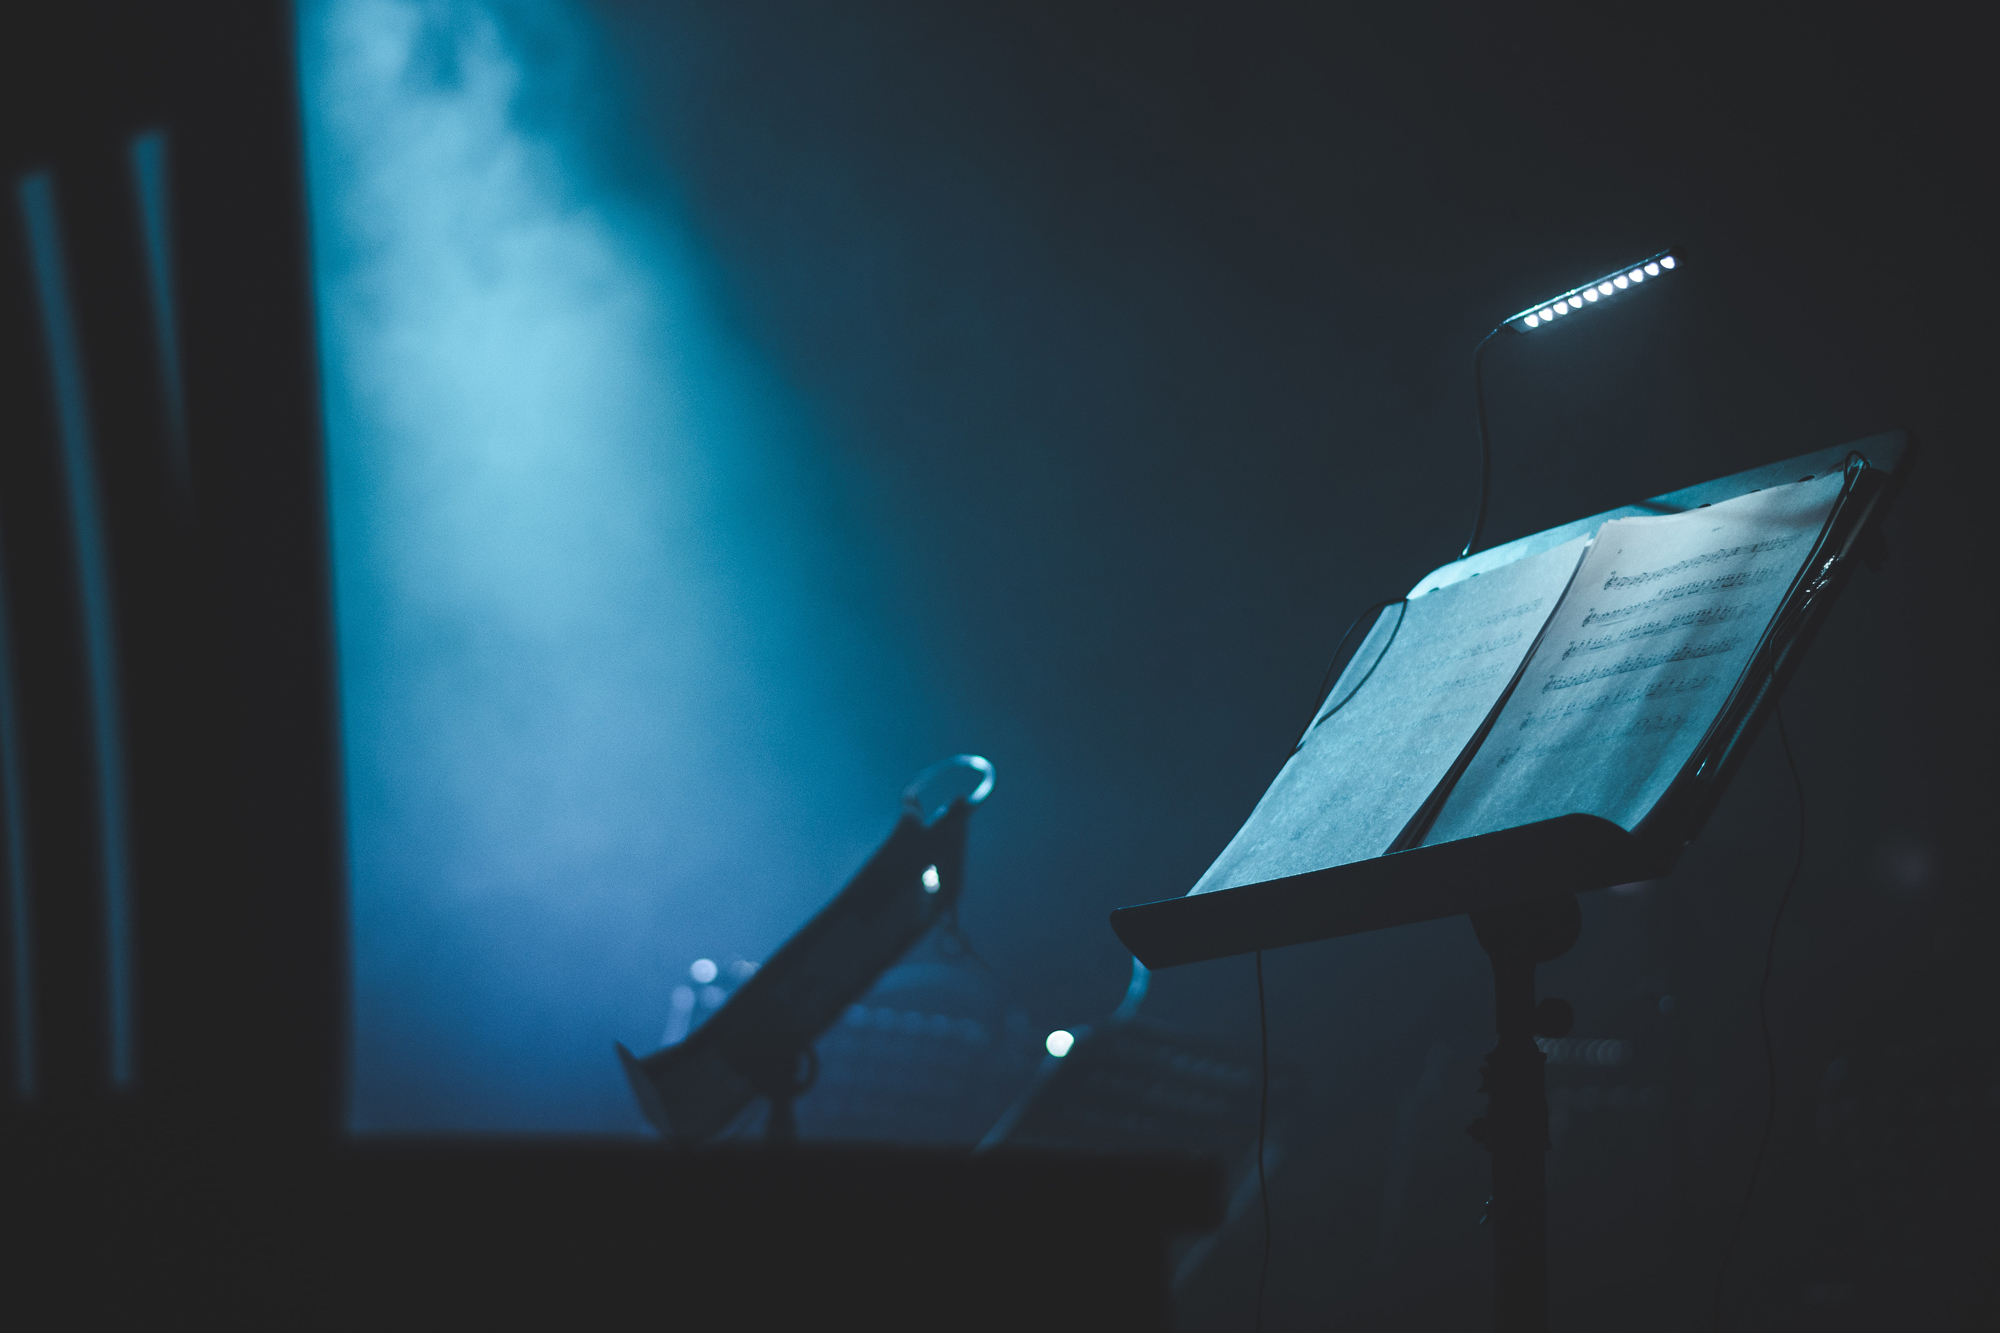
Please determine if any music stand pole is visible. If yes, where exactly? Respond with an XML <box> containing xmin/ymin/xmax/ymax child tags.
<box><xmin>1467</xmin><ymin>895</ymin><xmax>1580</xmax><ymax>1333</ymax></box>
<box><xmin>743</xmin><ymin>1045</ymin><xmax>818</xmax><ymax>1147</ymax></box>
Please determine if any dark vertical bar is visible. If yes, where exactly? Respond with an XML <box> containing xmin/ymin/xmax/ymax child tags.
<box><xmin>1</xmin><ymin>0</ymin><xmax>345</xmax><ymax>1145</ymax></box>
<box><xmin>62</xmin><ymin>123</ymin><xmax>204</xmax><ymax>1110</ymax></box>
<box><xmin>171</xmin><ymin>0</ymin><xmax>347</xmax><ymax>1139</ymax></box>
<box><xmin>128</xmin><ymin>130</ymin><xmax>190</xmax><ymax>505</ymax></box>
<box><xmin>16</xmin><ymin>172</ymin><xmax>136</xmax><ymax>1093</ymax></box>
<box><xmin>0</xmin><ymin>159</ymin><xmax>100</xmax><ymax>1116</ymax></box>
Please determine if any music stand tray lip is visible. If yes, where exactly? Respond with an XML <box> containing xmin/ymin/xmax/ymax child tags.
<box><xmin>1407</xmin><ymin>429</ymin><xmax>1913</xmax><ymax>599</ymax></box>
<box><xmin>1110</xmin><ymin>814</ymin><xmax>1670</xmax><ymax>970</ymax></box>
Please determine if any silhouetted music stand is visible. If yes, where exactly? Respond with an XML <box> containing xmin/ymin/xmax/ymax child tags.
<box><xmin>619</xmin><ymin>755</ymin><xmax>995</xmax><ymax>1144</ymax></box>
<box><xmin>1110</xmin><ymin>434</ymin><xmax>1913</xmax><ymax>1332</ymax></box>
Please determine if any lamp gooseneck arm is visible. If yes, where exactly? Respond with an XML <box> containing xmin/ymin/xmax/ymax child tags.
<box><xmin>1462</xmin><ymin>326</ymin><xmax>1504</xmax><ymax>561</ymax></box>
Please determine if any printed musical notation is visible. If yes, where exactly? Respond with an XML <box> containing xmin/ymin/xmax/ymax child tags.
<box><xmin>1423</xmin><ymin>472</ymin><xmax>1845</xmax><ymax>842</ymax></box>
<box><xmin>1188</xmin><ymin>535</ymin><xmax>1590</xmax><ymax>894</ymax></box>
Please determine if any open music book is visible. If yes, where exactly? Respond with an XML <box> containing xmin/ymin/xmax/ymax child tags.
<box><xmin>1188</xmin><ymin>465</ymin><xmax>1857</xmax><ymax>898</ymax></box>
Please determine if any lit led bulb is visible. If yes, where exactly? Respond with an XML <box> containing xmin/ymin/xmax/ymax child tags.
<box><xmin>1505</xmin><ymin>252</ymin><xmax>1675</xmax><ymax>332</ymax></box>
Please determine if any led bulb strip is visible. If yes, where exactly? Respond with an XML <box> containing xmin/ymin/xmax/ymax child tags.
<box><xmin>1506</xmin><ymin>248</ymin><xmax>1679</xmax><ymax>331</ymax></box>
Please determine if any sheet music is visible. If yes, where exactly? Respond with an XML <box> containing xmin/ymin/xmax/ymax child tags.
<box><xmin>1423</xmin><ymin>472</ymin><xmax>1845</xmax><ymax>842</ymax></box>
<box><xmin>1188</xmin><ymin>534</ymin><xmax>1590</xmax><ymax>895</ymax></box>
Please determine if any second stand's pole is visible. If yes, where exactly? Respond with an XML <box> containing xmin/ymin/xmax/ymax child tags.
<box><xmin>747</xmin><ymin>1045</ymin><xmax>818</xmax><ymax>1147</ymax></box>
<box><xmin>1468</xmin><ymin>895</ymin><xmax>1581</xmax><ymax>1333</ymax></box>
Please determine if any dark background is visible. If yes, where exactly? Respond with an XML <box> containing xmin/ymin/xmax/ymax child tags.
<box><xmin>3</xmin><ymin>1</ymin><xmax>1989</xmax><ymax>1328</ymax></box>
<box><xmin>566</xmin><ymin>2</ymin><xmax>1991</xmax><ymax>1326</ymax></box>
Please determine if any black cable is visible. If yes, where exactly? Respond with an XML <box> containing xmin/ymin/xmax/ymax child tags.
<box><xmin>1297</xmin><ymin>600</ymin><xmax>1407</xmax><ymax>752</ymax></box>
<box><xmin>1255</xmin><ymin>948</ymin><xmax>1271</xmax><ymax>1332</ymax></box>
<box><xmin>1461</xmin><ymin>327</ymin><xmax>1503</xmax><ymax>561</ymax></box>
<box><xmin>1712</xmin><ymin>701</ymin><xmax>1807</xmax><ymax>1330</ymax></box>
<box><xmin>1306</xmin><ymin>598</ymin><xmax>1402</xmax><ymax>720</ymax></box>
<box><xmin>1302</xmin><ymin>318</ymin><xmax>1511</xmax><ymax>745</ymax></box>
<box><xmin>936</xmin><ymin>906</ymin><xmax>995</xmax><ymax>977</ymax></box>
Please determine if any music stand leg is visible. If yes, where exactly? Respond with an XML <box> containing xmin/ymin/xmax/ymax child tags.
<box><xmin>748</xmin><ymin>1045</ymin><xmax>819</xmax><ymax>1147</ymax></box>
<box><xmin>1468</xmin><ymin>895</ymin><xmax>1580</xmax><ymax>1333</ymax></box>
<box><xmin>765</xmin><ymin>1090</ymin><xmax>798</xmax><ymax>1146</ymax></box>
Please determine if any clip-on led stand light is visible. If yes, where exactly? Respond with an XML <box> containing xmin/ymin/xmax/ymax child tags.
<box><xmin>618</xmin><ymin>755</ymin><xmax>994</xmax><ymax>1144</ymax></box>
<box><xmin>1110</xmin><ymin>251</ymin><xmax>1914</xmax><ymax>1332</ymax></box>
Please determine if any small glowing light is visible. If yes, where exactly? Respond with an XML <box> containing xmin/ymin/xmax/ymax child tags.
<box><xmin>1538</xmin><ymin>308</ymin><xmax>1554</xmax><ymax>321</ymax></box>
<box><xmin>1660</xmin><ymin>255</ymin><xmax>1676</xmax><ymax>269</ymax></box>
<box><xmin>1644</xmin><ymin>262</ymin><xmax>1660</xmax><ymax>275</ymax></box>
<box><xmin>1045</xmin><ymin>1030</ymin><xmax>1075</xmax><ymax>1058</ymax></box>
<box><xmin>1553</xmin><ymin>301</ymin><xmax>1568</xmax><ymax>315</ymax></box>
<box><xmin>1628</xmin><ymin>269</ymin><xmax>1645</xmax><ymax>282</ymax></box>
<box><xmin>690</xmin><ymin>958</ymin><xmax>718</xmax><ymax>984</ymax></box>
<box><xmin>1613</xmin><ymin>276</ymin><xmax>1629</xmax><ymax>289</ymax></box>
<box><xmin>1524</xmin><ymin>314</ymin><xmax>1539</xmax><ymax>327</ymax></box>
<box><xmin>1583</xmin><ymin>289</ymin><xmax>1598</xmax><ymax>301</ymax></box>
<box><xmin>662</xmin><ymin>986</ymin><xmax>696</xmax><ymax>1046</ymax></box>
<box><xmin>921</xmin><ymin>864</ymin><xmax>941</xmax><ymax>893</ymax></box>
<box><xmin>1598</xmin><ymin>282</ymin><xmax>1614</xmax><ymax>296</ymax></box>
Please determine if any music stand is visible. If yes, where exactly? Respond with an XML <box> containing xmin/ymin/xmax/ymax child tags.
<box><xmin>619</xmin><ymin>755</ymin><xmax>994</xmax><ymax>1144</ymax></box>
<box><xmin>1109</xmin><ymin>433</ymin><xmax>1914</xmax><ymax>1331</ymax></box>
